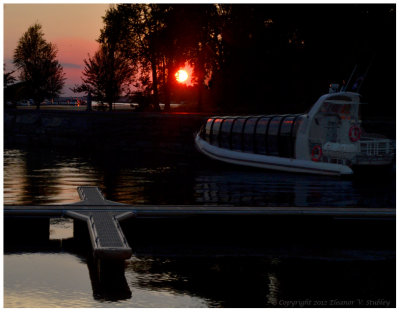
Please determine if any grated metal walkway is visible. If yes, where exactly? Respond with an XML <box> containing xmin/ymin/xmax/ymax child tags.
<box><xmin>66</xmin><ymin>187</ymin><xmax>133</xmax><ymax>260</ymax></box>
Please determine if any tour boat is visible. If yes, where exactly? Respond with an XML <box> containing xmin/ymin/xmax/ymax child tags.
<box><xmin>195</xmin><ymin>91</ymin><xmax>395</xmax><ymax>176</ymax></box>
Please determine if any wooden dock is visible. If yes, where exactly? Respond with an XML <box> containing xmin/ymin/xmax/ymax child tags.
<box><xmin>4</xmin><ymin>186</ymin><xmax>395</xmax><ymax>261</ymax></box>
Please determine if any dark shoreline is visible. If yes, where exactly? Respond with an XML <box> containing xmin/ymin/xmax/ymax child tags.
<box><xmin>4</xmin><ymin>109</ymin><xmax>210</xmax><ymax>155</ymax></box>
<box><xmin>4</xmin><ymin>108</ymin><xmax>395</xmax><ymax>154</ymax></box>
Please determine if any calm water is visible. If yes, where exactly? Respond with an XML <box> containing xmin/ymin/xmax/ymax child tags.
<box><xmin>4</xmin><ymin>146</ymin><xmax>395</xmax><ymax>308</ymax></box>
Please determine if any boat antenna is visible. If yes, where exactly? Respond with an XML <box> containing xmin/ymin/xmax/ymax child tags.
<box><xmin>343</xmin><ymin>64</ymin><xmax>357</xmax><ymax>92</ymax></box>
<box><xmin>356</xmin><ymin>56</ymin><xmax>374</xmax><ymax>93</ymax></box>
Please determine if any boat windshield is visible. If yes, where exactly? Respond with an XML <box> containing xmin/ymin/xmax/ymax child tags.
<box><xmin>319</xmin><ymin>96</ymin><xmax>359</xmax><ymax>121</ymax></box>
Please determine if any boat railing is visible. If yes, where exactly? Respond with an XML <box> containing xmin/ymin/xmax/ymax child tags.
<box><xmin>358</xmin><ymin>137</ymin><xmax>395</xmax><ymax>158</ymax></box>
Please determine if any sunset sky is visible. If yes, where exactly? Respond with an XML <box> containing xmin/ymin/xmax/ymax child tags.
<box><xmin>4</xmin><ymin>4</ymin><xmax>110</xmax><ymax>96</ymax></box>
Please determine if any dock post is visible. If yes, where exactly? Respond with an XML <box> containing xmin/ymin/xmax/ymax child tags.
<box><xmin>73</xmin><ymin>218</ymin><xmax>90</xmax><ymax>244</ymax></box>
<box><xmin>95</xmin><ymin>258</ymin><xmax>126</xmax><ymax>281</ymax></box>
<box><xmin>87</xmin><ymin>256</ymin><xmax>131</xmax><ymax>300</ymax></box>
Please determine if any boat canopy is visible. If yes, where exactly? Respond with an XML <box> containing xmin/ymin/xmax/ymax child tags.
<box><xmin>200</xmin><ymin>114</ymin><xmax>306</xmax><ymax>159</ymax></box>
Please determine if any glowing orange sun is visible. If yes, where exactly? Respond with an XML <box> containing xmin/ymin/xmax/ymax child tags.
<box><xmin>175</xmin><ymin>69</ymin><xmax>188</xmax><ymax>83</ymax></box>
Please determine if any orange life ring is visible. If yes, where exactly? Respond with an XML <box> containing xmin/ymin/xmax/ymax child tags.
<box><xmin>311</xmin><ymin>145</ymin><xmax>322</xmax><ymax>162</ymax></box>
<box><xmin>349</xmin><ymin>125</ymin><xmax>361</xmax><ymax>142</ymax></box>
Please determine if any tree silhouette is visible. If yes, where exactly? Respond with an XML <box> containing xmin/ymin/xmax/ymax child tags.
<box><xmin>101</xmin><ymin>4</ymin><xmax>223</xmax><ymax>112</ymax></box>
<box><xmin>156</xmin><ymin>4</ymin><xmax>223</xmax><ymax>111</ymax></box>
<box><xmin>4</xmin><ymin>65</ymin><xmax>19</xmax><ymax>106</ymax></box>
<box><xmin>179</xmin><ymin>5</ymin><xmax>223</xmax><ymax>111</ymax></box>
<box><xmin>13</xmin><ymin>23</ymin><xmax>65</xmax><ymax>109</ymax></box>
<box><xmin>101</xmin><ymin>4</ymin><xmax>172</xmax><ymax>111</ymax></box>
<box><xmin>4</xmin><ymin>65</ymin><xmax>16</xmax><ymax>87</ymax></box>
<box><xmin>73</xmin><ymin>45</ymin><xmax>134</xmax><ymax>111</ymax></box>
<box><xmin>73</xmin><ymin>7</ymin><xmax>135</xmax><ymax>111</ymax></box>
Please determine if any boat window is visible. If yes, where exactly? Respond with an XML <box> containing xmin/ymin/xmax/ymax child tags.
<box><xmin>291</xmin><ymin>115</ymin><xmax>305</xmax><ymax>158</ymax></box>
<box><xmin>199</xmin><ymin>124</ymin><xmax>206</xmax><ymax>139</ymax></box>
<box><xmin>279</xmin><ymin>116</ymin><xmax>296</xmax><ymax>158</ymax></box>
<box><xmin>205</xmin><ymin>118</ymin><xmax>214</xmax><ymax>143</ymax></box>
<box><xmin>320</xmin><ymin>97</ymin><xmax>357</xmax><ymax>121</ymax></box>
<box><xmin>220</xmin><ymin>118</ymin><xmax>234</xmax><ymax>149</ymax></box>
<box><xmin>280</xmin><ymin>116</ymin><xmax>294</xmax><ymax>135</ymax></box>
<box><xmin>255</xmin><ymin>117</ymin><xmax>271</xmax><ymax>154</ymax></box>
<box><xmin>211</xmin><ymin>118</ymin><xmax>223</xmax><ymax>146</ymax></box>
<box><xmin>243</xmin><ymin>117</ymin><xmax>259</xmax><ymax>153</ymax></box>
<box><xmin>292</xmin><ymin>115</ymin><xmax>304</xmax><ymax>139</ymax></box>
<box><xmin>267</xmin><ymin>116</ymin><xmax>282</xmax><ymax>156</ymax></box>
<box><xmin>231</xmin><ymin>118</ymin><xmax>247</xmax><ymax>151</ymax></box>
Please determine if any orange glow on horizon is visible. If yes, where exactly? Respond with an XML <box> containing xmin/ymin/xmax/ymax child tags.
<box><xmin>4</xmin><ymin>4</ymin><xmax>108</xmax><ymax>96</ymax></box>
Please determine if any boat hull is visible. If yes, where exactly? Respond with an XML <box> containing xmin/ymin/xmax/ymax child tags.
<box><xmin>195</xmin><ymin>135</ymin><xmax>353</xmax><ymax>176</ymax></box>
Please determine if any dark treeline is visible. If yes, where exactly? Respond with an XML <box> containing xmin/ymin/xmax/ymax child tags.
<box><xmin>212</xmin><ymin>4</ymin><xmax>395</xmax><ymax>117</ymax></box>
<box><xmin>84</xmin><ymin>4</ymin><xmax>395</xmax><ymax>117</ymax></box>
